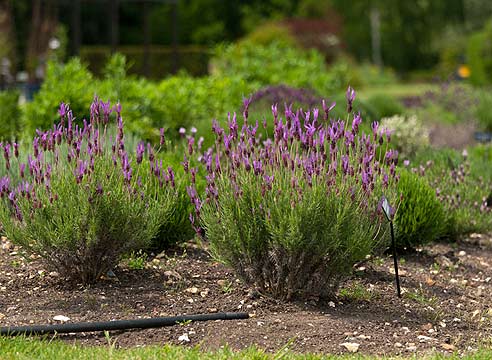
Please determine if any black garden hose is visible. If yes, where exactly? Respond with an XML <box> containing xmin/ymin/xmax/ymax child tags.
<box><xmin>0</xmin><ymin>312</ymin><xmax>249</xmax><ymax>336</ymax></box>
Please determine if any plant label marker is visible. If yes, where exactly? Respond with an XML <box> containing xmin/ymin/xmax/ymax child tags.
<box><xmin>381</xmin><ymin>196</ymin><xmax>401</xmax><ymax>298</ymax></box>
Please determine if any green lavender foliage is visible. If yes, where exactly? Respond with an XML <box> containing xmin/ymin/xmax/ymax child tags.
<box><xmin>0</xmin><ymin>102</ymin><xmax>184</xmax><ymax>284</ymax></box>
<box><xmin>411</xmin><ymin>147</ymin><xmax>492</xmax><ymax>239</ymax></box>
<box><xmin>201</xmin><ymin>168</ymin><xmax>389</xmax><ymax>300</ymax></box>
<box><xmin>194</xmin><ymin>94</ymin><xmax>399</xmax><ymax>300</ymax></box>
<box><xmin>0</xmin><ymin>153</ymin><xmax>168</xmax><ymax>284</ymax></box>
<box><xmin>148</xmin><ymin>148</ymin><xmax>206</xmax><ymax>250</ymax></box>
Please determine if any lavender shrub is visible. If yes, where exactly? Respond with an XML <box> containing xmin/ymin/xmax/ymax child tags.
<box><xmin>250</xmin><ymin>85</ymin><xmax>321</xmax><ymax>109</ymax></box>
<box><xmin>0</xmin><ymin>99</ymin><xmax>178</xmax><ymax>284</ymax></box>
<box><xmin>409</xmin><ymin>149</ymin><xmax>492</xmax><ymax>238</ymax></box>
<box><xmin>188</xmin><ymin>87</ymin><xmax>400</xmax><ymax>300</ymax></box>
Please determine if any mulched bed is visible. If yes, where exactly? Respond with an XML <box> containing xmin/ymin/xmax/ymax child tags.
<box><xmin>1</xmin><ymin>235</ymin><xmax>492</xmax><ymax>356</ymax></box>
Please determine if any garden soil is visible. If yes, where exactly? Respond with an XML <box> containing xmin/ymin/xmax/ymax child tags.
<box><xmin>1</xmin><ymin>235</ymin><xmax>492</xmax><ymax>357</ymax></box>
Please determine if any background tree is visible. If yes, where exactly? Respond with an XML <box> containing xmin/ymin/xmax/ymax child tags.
<box><xmin>0</xmin><ymin>0</ymin><xmax>15</xmax><ymax>71</ymax></box>
<box><xmin>330</xmin><ymin>0</ymin><xmax>465</xmax><ymax>72</ymax></box>
<box><xmin>25</xmin><ymin>0</ymin><xmax>58</xmax><ymax>81</ymax></box>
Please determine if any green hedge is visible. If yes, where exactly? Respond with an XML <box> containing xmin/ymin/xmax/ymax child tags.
<box><xmin>0</xmin><ymin>90</ymin><xmax>21</xmax><ymax>140</ymax></box>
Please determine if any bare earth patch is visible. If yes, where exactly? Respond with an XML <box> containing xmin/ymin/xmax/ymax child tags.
<box><xmin>429</xmin><ymin>122</ymin><xmax>478</xmax><ymax>150</ymax></box>
<box><xmin>1</xmin><ymin>235</ymin><xmax>492</xmax><ymax>356</ymax></box>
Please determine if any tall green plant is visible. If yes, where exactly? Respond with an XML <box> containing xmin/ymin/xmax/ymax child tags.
<box><xmin>189</xmin><ymin>88</ymin><xmax>400</xmax><ymax>300</ymax></box>
<box><xmin>0</xmin><ymin>100</ymin><xmax>181</xmax><ymax>283</ymax></box>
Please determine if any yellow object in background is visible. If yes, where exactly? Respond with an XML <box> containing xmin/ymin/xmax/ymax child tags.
<box><xmin>458</xmin><ymin>65</ymin><xmax>471</xmax><ymax>79</ymax></box>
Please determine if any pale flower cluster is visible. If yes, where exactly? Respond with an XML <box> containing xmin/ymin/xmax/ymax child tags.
<box><xmin>381</xmin><ymin>114</ymin><xmax>429</xmax><ymax>158</ymax></box>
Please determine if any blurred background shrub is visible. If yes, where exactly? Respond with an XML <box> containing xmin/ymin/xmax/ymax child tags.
<box><xmin>0</xmin><ymin>90</ymin><xmax>21</xmax><ymax>140</ymax></box>
<box><xmin>381</xmin><ymin>114</ymin><xmax>430</xmax><ymax>159</ymax></box>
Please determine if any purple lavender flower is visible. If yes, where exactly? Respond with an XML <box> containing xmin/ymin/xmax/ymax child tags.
<box><xmin>344</xmin><ymin>131</ymin><xmax>355</xmax><ymax>148</ymax></box>
<box><xmin>159</xmin><ymin>128</ymin><xmax>165</xmax><ymax>146</ymax></box>
<box><xmin>33</xmin><ymin>137</ymin><xmax>39</xmax><ymax>157</ymax></box>
<box><xmin>271</xmin><ymin>104</ymin><xmax>278</xmax><ymax>120</ymax></box>
<box><xmin>90</xmin><ymin>96</ymin><xmax>99</xmax><ymax>122</ymax></box>
<box><xmin>100</xmin><ymin>99</ymin><xmax>112</xmax><ymax>124</ymax></box>
<box><xmin>136</xmin><ymin>141</ymin><xmax>145</xmax><ymax>164</ymax></box>
<box><xmin>13</xmin><ymin>143</ymin><xmax>19</xmax><ymax>158</ymax></box>
<box><xmin>228</xmin><ymin>113</ymin><xmax>238</xmax><ymax>139</ymax></box>
<box><xmin>58</xmin><ymin>102</ymin><xmax>67</xmax><ymax>118</ymax></box>
<box><xmin>123</xmin><ymin>167</ymin><xmax>132</xmax><ymax>183</ymax></box>
<box><xmin>371</xmin><ymin>121</ymin><xmax>379</xmax><ymax>138</ymax></box>
<box><xmin>384</xmin><ymin>128</ymin><xmax>392</xmax><ymax>142</ymax></box>
<box><xmin>253</xmin><ymin>159</ymin><xmax>263</xmax><ymax>176</ymax></box>
<box><xmin>322</xmin><ymin>99</ymin><xmax>336</xmax><ymax>120</ymax></box>
<box><xmin>351</xmin><ymin>113</ymin><xmax>362</xmax><ymax>134</ymax></box>
<box><xmin>186</xmin><ymin>185</ymin><xmax>198</xmax><ymax>201</ymax></box>
<box><xmin>167</xmin><ymin>167</ymin><xmax>175</xmax><ymax>188</ymax></box>
<box><xmin>243</xmin><ymin>156</ymin><xmax>251</xmax><ymax>172</ymax></box>
<box><xmin>190</xmin><ymin>167</ymin><xmax>197</xmax><ymax>184</ymax></box>
<box><xmin>382</xmin><ymin>173</ymin><xmax>389</xmax><ymax>188</ymax></box>
<box><xmin>188</xmin><ymin>137</ymin><xmax>195</xmax><ymax>156</ymax></box>
<box><xmin>3</xmin><ymin>144</ymin><xmax>10</xmax><ymax>170</ymax></box>
<box><xmin>19</xmin><ymin>163</ymin><xmax>26</xmax><ymax>178</ymax></box>
<box><xmin>361</xmin><ymin>170</ymin><xmax>370</xmax><ymax>191</ymax></box>
<box><xmin>179</xmin><ymin>127</ymin><xmax>186</xmax><ymax>138</ymax></box>
<box><xmin>242</xmin><ymin>96</ymin><xmax>251</xmax><ymax>120</ymax></box>
<box><xmin>341</xmin><ymin>154</ymin><xmax>349</xmax><ymax>175</ymax></box>
<box><xmin>117</xmin><ymin>116</ymin><xmax>124</xmax><ymax>142</ymax></box>
<box><xmin>212</xmin><ymin>120</ymin><xmax>223</xmax><ymax>138</ymax></box>
<box><xmin>8</xmin><ymin>191</ymin><xmax>15</xmax><ymax>204</ymax></box>
<box><xmin>96</xmin><ymin>183</ymin><xmax>103</xmax><ymax>195</ymax></box>
<box><xmin>264</xmin><ymin>174</ymin><xmax>274</xmax><ymax>189</ymax></box>
<box><xmin>114</xmin><ymin>102</ymin><xmax>122</xmax><ymax>116</ymax></box>
<box><xmin>75</xmin><ymin>160</ymin><xmax>87</xmax><ymax>184</ymax></box>
<box><xmin>346</xmin><ymin>86</ymin><xmax>356</xmax><ymax>113</ymax></box>
<box><xmin>0</xmin><ymin>176</ymin><xmax>10</xmax><ymax>197</ymax></box>
<box><xmin>153</xmin><ymin>159</ymin><xmax>161</xmax><ymax>177</ymax></box>
<box><xmin>197</xmin><ymin>137</ymin><xmax>205</xmax><ymax>152</ymax></box>
<box><xmin>182</xmin><ymin>155</ymin><xmax>189</xmax><ymax>173</ymax></box>
<box><xmin>147</xmin><ymin>143</ymin><xmax>155</xmax><ymax>163</ymax></box>
<box><xmin>215</xmin><ymin>153</ymin><xmax>221</xmax><ymax>173</ymax></box>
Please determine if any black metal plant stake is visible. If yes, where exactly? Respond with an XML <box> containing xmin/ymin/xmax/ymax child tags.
<box><xmin>381</xmin><ymin>196</ymin><xmax>401</xmax><ymax>298</ymax></box>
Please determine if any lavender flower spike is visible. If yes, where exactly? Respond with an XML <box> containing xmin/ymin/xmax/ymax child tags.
<box><xmin>346</xmin><ymin>86</ymin><xmax>356</xmax><ymax>113</ymax></box>
<box><xmin>136</xmin><ymin>141</ymin><xmax>145</xmax><ymax>164</ymax></box>
<box><xmin>159</xmin><ymin>128</ymin><xmax>165</xmax><ymax>146</ymax></box>
<box><xmin>322</xmin><ymin>99</ymin><xmax>336</xmax><ymax>121</ymax></box>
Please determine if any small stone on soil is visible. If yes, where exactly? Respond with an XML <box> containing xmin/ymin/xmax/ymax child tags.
<box><xmin>53</xmin><ymin>315</ymin><xmax>70</xmax><ymax>322</ymax></box>
<box><xmin>340</xmin><ymin>342</ymin><xmax>360</xmax><ymax>353</ymax></box>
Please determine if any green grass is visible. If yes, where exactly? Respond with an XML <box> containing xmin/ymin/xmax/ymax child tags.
<box><xmin>0</xmin><ymin>337</ymin><xmax>492</xmax><ymax>359</ymax></box>
<box><xmin>338</xmin><ymin>283</ymin><xmax>375</xmax><ymax>302</ymax></box>
<box><xmin>358</xmin><ymin>83</ymin><xmax>438</xmax><ymax>100</ymax></box>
